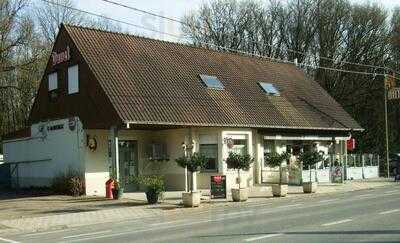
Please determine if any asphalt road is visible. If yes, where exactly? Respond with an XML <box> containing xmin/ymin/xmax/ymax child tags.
<box><xmin>2</xmin><ymin>184</ymin><xmax>400</xmax><ymax>243</ymax></box>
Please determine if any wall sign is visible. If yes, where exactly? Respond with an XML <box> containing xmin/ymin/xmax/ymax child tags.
<box><xmin>52</xmin><ymin>46</ymin><xmax>70</xmax><ymax>66</ymax></box>
<box><xmin>68</xmin><ymin>117</ymin><xmax>76</xmax><ymax>131</ymax></box>
<box><xmin>87</xmin><ymin>135</ymin><xmax>97</xmax><ymax>152</ymax></box>
<box><xmin>210</xmin><ymin>175</ymin><xmax>226</xmax><ymax>199</ymax></box>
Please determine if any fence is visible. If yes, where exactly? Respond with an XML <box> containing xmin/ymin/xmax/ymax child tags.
<box><xmin>262</xmin><ymin>153</ymin><xmax>380</xmax><ymax>184</ymax></box>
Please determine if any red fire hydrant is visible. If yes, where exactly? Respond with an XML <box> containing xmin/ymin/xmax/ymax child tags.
<box><xmin>105</xmin><ymin>179</ymin><xmax>114</xmax><ymax>199</ymax></box>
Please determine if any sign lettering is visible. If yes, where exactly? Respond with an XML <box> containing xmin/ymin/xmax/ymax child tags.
<box><xmin>52</xmin><ymin>46</ymin><xmax>70</xmax><ymax>66</ymax></box>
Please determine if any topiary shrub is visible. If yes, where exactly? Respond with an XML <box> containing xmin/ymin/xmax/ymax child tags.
<box><xmin>265</xmin><ymin>152</ymin><xmax>290</xmax><ymax>185</ymax></box>
<box><xmin>226</xmin><ymin>152</ymin><xmax>254</xmax><ymax>189</ymax></box>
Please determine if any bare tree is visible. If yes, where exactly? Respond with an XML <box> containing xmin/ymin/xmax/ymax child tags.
<box><xmin>34</xmin><ymin>0</ymin><xmax>87</xmax><ymax>45</ymax></box>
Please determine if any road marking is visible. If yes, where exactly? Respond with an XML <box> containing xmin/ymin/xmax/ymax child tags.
<box><xmin>244</xmin><ymin>233</ymin><xmax>283</xmax><ymax>242</ymax></box>
<box><xmin>319</xmin><ymin>199</ymin><xmax>339</xmax><ymax>203</ymax></box>
<box><xmin>25</xmin><ymin>229</ymin><xmax>76</xmax><ymax>237</ymax></box>
<box><xmin>0</xmin><ymin>237</ymin><xmax>20</xmax><ymax>243</ymax></box>
<box><xmin>222</xmin><ymin>210</ymin><xmax>253</xmax><ymax>216</ymax></box>
<box><xmin>150</xmin><ymin>219</ymin><xmax>188</xmax><ymax>226</ymax></box>
<box><xmin>384</xmin><ymin>190</ymin><xmax>398</xmax><ymax>194</ymax></box>
<box><xmin>356</xmin><ymin>194</ymin><xmax>373</xmax><ymax>198</ymax></box>
<box><xmin>379</xmin><ymin>209</ymin><xmax>400</xmax><ymax>215</ymax></box>
<box><xmin>66</xmin><ymin>214</ymin><xmax>255</xmax><ymax>242</ymax></box>
<box><xmin>63</xmin><ymin>230</ymin><xmax>112</xmax><ymax>239</ymax></box>
<box><xmin>322</xmin><ymin>219</ymin><xmax>352</xmax><ymax>226</ymax></box>
<box><xmin>277</xmin><ymin>203</ymin><xmax>302</xmax><ymax>208</ymax></box>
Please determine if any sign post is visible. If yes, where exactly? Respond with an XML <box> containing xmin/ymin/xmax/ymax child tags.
<box><xmin>384</xmin><ymin>72</ymin><xmax>398</xmax><ymax>178</ymax></box>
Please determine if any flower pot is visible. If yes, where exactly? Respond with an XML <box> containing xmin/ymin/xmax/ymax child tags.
<box><xmin>231</xmin><ymin>188</ymin><xmax>248</xmax><ymax>202</ymax></box>
<box><xmin>182</xmin><ymin>191</ymin><xmax>201</xmax><ymax>207</ymax></box>
<box><xmin>145</xmin><ymin>190</ymin><xmax>160</xmax><ymax>204</ymax></box>
<box><xmin>303</xmin><ymin>182</ymin><xmax>317</xmax><ymax>193</ymax></box>
<box><xmin>112</xmin><ymin>188</ymin><xmax>124</xmax><ymax>199</ymax></box>
<box><xmin>271</xmin><ymin>184</ymin><xmax>288</xmax><ymax>197</ymax></box>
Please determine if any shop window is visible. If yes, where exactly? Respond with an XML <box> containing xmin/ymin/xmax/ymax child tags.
<box><xmin>199</xmin><ymin>144</ymin><xmax>218</xmax><ymax>171</ymax></box>
<box><xmin>48</xmin><ymin>72</ymin><xmax>58</xmax><ymax>91</ymax></box>
<box><xmin>68</xmin><ymin>65</ymin><xmax>79</xmax><ymax>94</ymax></box>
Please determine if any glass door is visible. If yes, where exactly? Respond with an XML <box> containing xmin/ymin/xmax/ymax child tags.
<box><xmin>118</xmin><ymin>140</ymin><xmax>138</xmax><ymax>192</ymax></box>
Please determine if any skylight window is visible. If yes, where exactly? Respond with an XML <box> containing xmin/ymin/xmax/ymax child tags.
<box><xmin>258</xmin><ymin>82</ymin><xmax>280</xmax><ymax>96</ymax></box>
<box><xmin>199</xmin><ymin>75</ymin><xmax>224</xmax><ymax>90</ymax></box>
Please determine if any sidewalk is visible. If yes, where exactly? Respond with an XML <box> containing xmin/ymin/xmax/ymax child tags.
<box><xmin>0</xmin><ymin>178</ymin><xmax>397</xmax><ymax>236</ymax></box>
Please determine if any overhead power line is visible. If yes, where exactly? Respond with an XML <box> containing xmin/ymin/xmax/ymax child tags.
<box><xmin>99</xmin><ymin>0</ymin><xmax>398</xmax><ymax>75</ymax></box>
<box><xmin>40</xmin><ymin>0</ymin><xmax>183</xmax><ymax>40</ymax></box>
<box><xmin>39</xmin><ymin>0</ymin><xmax>397</xmax><ymax>80</ymax></box>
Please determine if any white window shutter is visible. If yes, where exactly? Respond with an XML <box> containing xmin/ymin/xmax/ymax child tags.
<box><xmin>68</xmin><ymin>65</ymin><xmax>79</xmax><ymax>94</ymax></box>
<box><xmin>48</xmin><ymin>72</ymin><xmax>58</xmax><ymax>91</ymax></box>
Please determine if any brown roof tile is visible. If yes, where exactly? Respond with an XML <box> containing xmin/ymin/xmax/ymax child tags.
<box><xmin>64</xmin><ymin>25</ymin><xmax>362</xmax><ymax>131</ymax></box>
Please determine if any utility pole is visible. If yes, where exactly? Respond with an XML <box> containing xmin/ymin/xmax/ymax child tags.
<box><xmin>384</xmin><ymin>74</ymin><xmax>390</xmax><ymax>178</ymax></box>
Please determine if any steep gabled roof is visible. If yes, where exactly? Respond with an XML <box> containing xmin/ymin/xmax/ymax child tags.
<box><xmin>64</xmin><ymin>24</ymin><xmax>362</xmax><ymax>131</ymax></box>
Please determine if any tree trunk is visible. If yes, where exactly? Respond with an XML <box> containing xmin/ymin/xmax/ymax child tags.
<box><xmin>238</xmin><ymin>169</ymin><xmax>241</xmax><ymax>189</ymax></box>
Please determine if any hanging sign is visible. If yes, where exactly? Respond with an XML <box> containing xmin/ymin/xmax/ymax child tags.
<box><xmin>388</xmin><ymin>88</ymin><xmax>400</xmax><ymax>100</ymax></box>
<box><xmin>224</xmin><ymin>137</ymin><xmax>234</xmax><ymax>149</ymax></box>
<box><xmin>210</xmin><ymin>175</ymin><xmax>226</xmax><ymax>199</ymax></box>
<box><xmin>52</xmin><ymin>46</ymin><xmax>70</xmax><ymax>66</ymax></box>
<box><xmin>347</xmin><ymin>138</ymin><xmax>356</xmax><ymax>151</ymax></box>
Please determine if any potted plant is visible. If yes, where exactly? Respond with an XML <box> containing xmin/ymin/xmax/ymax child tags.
<box><xmin>112</xmin><ymin>181</ymin><xmax>124</xmax><ymax>199</ymax></box>
<box><xmin>133</xmin><ymin>175</ymin><xmax>165</xmax><ymax>204</ymax></box>
<box><xmin>265</xmin><ymin>152</ymin><xmax>290</xmax><ymax>197</ymax></box>
<box><xmin>175</xmin><ymin>152</ymin><xmax>207</xmax><ymax>207</ymax></box>
<box><xmin>299</xmin><ymin>151</ymin><xmax>324</xmax><ymax>193</ymax></box>
<box><xmin>226</xmin><ymin>152</ymin><xmax>254</xmax><ymax>202</ymax></box>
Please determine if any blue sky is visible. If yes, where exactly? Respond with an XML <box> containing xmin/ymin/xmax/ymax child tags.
<box><xmin>76</xmin><ymin>0</ymin><xmax>400</xmax><ymax>41</ymax></box>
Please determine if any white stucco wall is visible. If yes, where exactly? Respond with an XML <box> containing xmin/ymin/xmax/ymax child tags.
<box><xmin>3</xmin><ymin>117</ymin><xmax>84</xmax><ymax>188</ymax></box>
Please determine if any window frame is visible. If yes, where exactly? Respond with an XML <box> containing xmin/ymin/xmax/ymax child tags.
<box><xmin>199</xmin><ymin>143</ymin><xmax>218</xmax><ymax>172</ymax></box>
<box><xmin>67</xmin><ymin>64</ymin><xmax>79</xmax><ymax>95</ymax></box>
<box><xmin>48</xmin><ymin>72</ymin><xmax>58</xmax><ymax>91</ymax></box>
<box><xmin>199</xmin><ymin>74</ymin><xmax>224</xmax><ymax>90</ymax></box>
<box><xmin>258</xmin><ymin>82</ymin><xmax>280</xmax><ymax>96</ymax></box>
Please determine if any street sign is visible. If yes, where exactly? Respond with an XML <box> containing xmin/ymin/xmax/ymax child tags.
<box><xmin>210</xmin><ymin>175</ymin><xmax>226</xmax><ymax>199</ymax></box>
<box><xmin>388</xmin><ymin>88</ymin><xmax>400</xmax><ymax>100</ymax></box>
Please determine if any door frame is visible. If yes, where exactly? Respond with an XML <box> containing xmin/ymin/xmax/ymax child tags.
<box><xmin>118</xmin><ymin>139</ymin><xmax>139</xmax><ymax>191</ymax></box>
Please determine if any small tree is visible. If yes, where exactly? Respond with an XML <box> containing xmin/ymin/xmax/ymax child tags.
<box><xmin>299</xmin><ymin>151</ymin><xmax>324</xmax><ymax>183</ymax></box>
<box><xmin>175</xmin><ymin>152</ymin><xmax>207</xmax><ymax>192</ymax></box>
<box><xmin>226</xmin><ymin>152</ymin><xmax>254</xmax><ymax>189</ymax></box>
<box><xmin>265</xmin><ymin>152</ymin><xmax>290</xmax><ymax>185</ymax></box>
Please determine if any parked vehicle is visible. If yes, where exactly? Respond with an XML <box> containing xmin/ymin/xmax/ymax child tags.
<box><xmin>389</xmin><ymin>153</ymin><xmax>400</xmax><ymax>177</ymax></box>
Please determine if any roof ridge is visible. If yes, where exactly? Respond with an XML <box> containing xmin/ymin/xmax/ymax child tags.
<box><xmin>62</xmin><ymin>23</ymin><xmax>290</xmax><ymax>66</ymax></box>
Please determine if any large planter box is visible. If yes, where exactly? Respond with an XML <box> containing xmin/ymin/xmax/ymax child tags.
<box><xmin>231</xmin><ymin>188</ymin><xmax>248</xmax><ymax>202</ymax></box>
<box><xmin>302</xmin><ymin>182</ymin><xmax>317</xmax><ymax>193</ymax></box>
<box><xmin>182</xmin><ymin>191</ymin><xmax>201</xmax><ymax>207</ymax></box>
<box><xmin>271</xmin><ymin>184</ymin><xmax>288</xmax><ymax>197</ymax></box>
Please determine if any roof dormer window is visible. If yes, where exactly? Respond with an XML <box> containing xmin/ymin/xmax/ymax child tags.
<box><xmin>200</xmin><ymin>74</ymin><xmax>224</xmax><ymax>90</ymax></box>
<box><xmin>258</xmin><ymin>82</ymin><xmax>280</xmax><ymax>96</ymax></box>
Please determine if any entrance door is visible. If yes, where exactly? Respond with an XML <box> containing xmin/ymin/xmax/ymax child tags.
<box><xmin>118</xmin><ymin>140</ymin><xmax>138</xmax><ymax>192</ymax></box>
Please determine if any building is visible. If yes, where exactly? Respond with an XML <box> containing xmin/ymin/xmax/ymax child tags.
<box><xmin>2</xmin><ymin>24</ymin><xmax>362</xmax><ymax>196</ymax></box>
